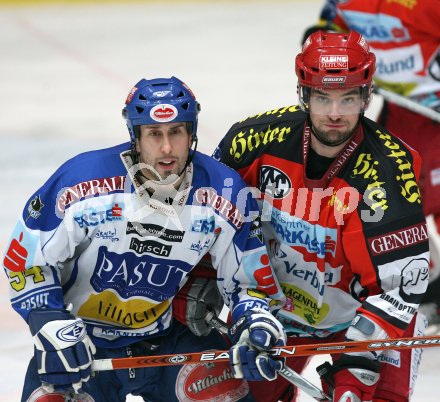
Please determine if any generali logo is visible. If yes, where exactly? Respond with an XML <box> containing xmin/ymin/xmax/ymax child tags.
<box><xmin>367</xmin><ymin>222</ymin><xmax>428</xmax><ymax>256</ymax></box>
<box><xmin>320</xmin><ymin>55</ymin><xmax>349</xmax><ymax>69</ymax></box>
<box><xmin>150</xmin><ymin>104</ymin><xmax>178</xmax><ymax>122</ymax></box>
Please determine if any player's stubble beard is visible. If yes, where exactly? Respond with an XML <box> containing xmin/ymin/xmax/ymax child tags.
<box><xmin>310</xmin><ymin>115</ymin><xmax>361</xmax><ymax>147</ymax></box>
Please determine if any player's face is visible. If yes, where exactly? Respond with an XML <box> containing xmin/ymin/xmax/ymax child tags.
<box><xmin>136</xmin><ymin>122</ymin><xmax>192</xmax><ymax>182</ymax></box>
<box><xmin>309</xmin><ymin>88</ymin><xmax>362</xmax><ymax>146</ymax></box>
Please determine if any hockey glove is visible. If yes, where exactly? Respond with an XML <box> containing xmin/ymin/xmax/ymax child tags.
<box><xmin>173</xmin><ymin>276</ymin><xmax>224</xmax><ymax>336</ymax></box>
<box><xmin>317</xmin><ymin>314</ymin><xmax>385</xmax><ymax>401</ymax></box>
<box><xmin>229</xmin><ymin>309</ymin><xmax>286</xmax><ymax>381</ymax></box>
<box><xmin>317</xmin><ymin>354</ymin><xmax>380</xmax><ymax>402</ymax></box>
<box><xmin>28</xmin><ymin>308</ymin><xmax>96</xmax><ymax>393</ymax></box>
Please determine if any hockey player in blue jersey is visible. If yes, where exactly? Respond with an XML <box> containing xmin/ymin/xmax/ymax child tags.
<box><xmin>2</xmin><ymin>76</ymin><xmax>286</xmax><ymax>402</ymax></box>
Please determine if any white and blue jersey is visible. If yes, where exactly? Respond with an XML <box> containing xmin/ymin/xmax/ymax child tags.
<box><xmin>3</xmin><ymin>142</ymin><xmax>284</xmax><ymax>347</ymax></box>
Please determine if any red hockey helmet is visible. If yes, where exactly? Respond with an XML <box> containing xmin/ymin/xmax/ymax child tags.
<box><xmin>295</xmin><ymin>30</ymin><xmax>376</xmax><ymax>113</ymax></box>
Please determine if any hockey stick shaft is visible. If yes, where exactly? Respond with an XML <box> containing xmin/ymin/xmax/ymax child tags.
<box><xmin>375</xmin><ymin>87</ymin><xmax>440</xmax><ymax>123</ymax></box>
<box><xmin>279</xmin><ymin>366</ymin><xmax>329</xmax><ymax>401</ymax></box>
<box><xmin>91</xmin><ymin>334</ymin><xmax>440</xmax><ymax>371</ymax></box>
<box><xmin>205</xmin><ymin>314</ymin><xmax>330</xmax><ymax>401</ymax></box>
<box><xmin>91</xmin><ymin>312</ymin><xmax>330</xmax><ymax>401</ymax></box>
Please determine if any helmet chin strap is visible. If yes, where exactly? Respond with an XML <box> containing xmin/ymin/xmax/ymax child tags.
<box><xmin>179</xmin><ymin>137</ymin><xmax>198</xmax><ymax>177</ymax></box>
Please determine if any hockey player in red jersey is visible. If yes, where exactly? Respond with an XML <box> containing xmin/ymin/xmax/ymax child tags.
<box><xmin>303</xmin><ymin>0</ymin><xmax>440</xmax><ymax>332</ymax></box>
<box><xmin>214</xmin><ymin>31</ymin><xmax>430</xmax><ymax>402</ymax></box>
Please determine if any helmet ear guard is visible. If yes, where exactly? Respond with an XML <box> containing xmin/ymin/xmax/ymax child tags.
<box><xmin>297</xmin><ymin>84</ymin><xmax>311</xmax><ymax>112</ymax></box>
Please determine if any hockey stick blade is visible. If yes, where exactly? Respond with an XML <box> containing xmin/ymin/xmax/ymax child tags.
<box><xmin>91</xmin><ymin>334</ymin><xmax>440</xmax><ymax>371</ymax></box>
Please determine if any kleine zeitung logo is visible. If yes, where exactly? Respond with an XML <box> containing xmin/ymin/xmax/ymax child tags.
<box><xmin>320</xmin><ymin>55</ymin><xmax>349</xmax><ymax>69</ymax></box>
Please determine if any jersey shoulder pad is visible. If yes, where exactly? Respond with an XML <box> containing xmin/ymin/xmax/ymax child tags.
<box><xmin>354</xmin><ymin>118</ymin><xmax>424</xmax><ymax>223</ymax></box>
<box><xmin>192</xmin><ymin>151</ymin><xmax>248</xmax><ymax>192</ymax></box>
<box><xmin>23</xmin><ymin>142</ymin><xmax>130</xmax><ymax>231</ymax></box>
<box><xmin>55</xmin><ymin>142</ymin><xmax>130</xmax><ymax>184</ymax></box>
<box><xmin>220</xmin><ymin>105</ymin><xmax>305</xmax><ymax>169</ymax></box>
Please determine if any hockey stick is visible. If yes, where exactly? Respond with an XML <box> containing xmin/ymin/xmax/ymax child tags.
<box><xmin>278</xmin><ymin>366</ymin><xmax>329</xmax><ymax>401</ymax></box>
<box><xmin>91</xmin><ymin>333</ymin><xmax>440</xmax><ymax>371</ymax></box>
<box><xmin>374</xmin><ymin>87</ymin><xmax>440</xmax><ymax>123</ymax></box>
<box><xmin>91</xmin><ymin>312</ymin><xmax>330</xmax><ymax>401</ymax></box>
<box><xmin>204</xmin><ymin>313</ymin><xmax>330</xmax><ymax>401</ymax></box>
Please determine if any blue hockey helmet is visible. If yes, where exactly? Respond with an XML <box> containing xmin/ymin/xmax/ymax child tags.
<box><xmin>123</xmin><ymin>76</ymin><xmax>200</xmax><ymax>142</ymax></box>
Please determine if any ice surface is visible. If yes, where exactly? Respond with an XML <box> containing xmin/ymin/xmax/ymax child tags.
<box><xmin>0</xmin><ymin>1</ymin><xmax>436</xmax><ymax>400</ymax></box>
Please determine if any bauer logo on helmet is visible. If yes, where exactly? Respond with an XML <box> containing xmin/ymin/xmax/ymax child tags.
<box><xmin>322</xmin><ymin>76</ymin><xmax>346</xmax><ymax>84</ymax></box>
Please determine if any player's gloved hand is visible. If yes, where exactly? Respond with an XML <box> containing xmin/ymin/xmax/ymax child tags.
<box><xmin>317</xmin><ymin>314</ymin><xmax>385</xmax><ymax>401</ymax></box>
<box><xmin>317</xmin><ymin>354</ymin><xmax>380</xmax><ymax>402</ymax></box>
<box><xmin>173</xmin><ymin>275</ymin><xmax>223</xmax><ymax>336</ymax></box>
<box><xmin>27</xmin><ymin>308</ymin><xmax>96</xmax><ymax>393</ymax></box>
<box><xmin>229</xmin><ymin>309</ymin><xmax>286</xmax><ymax>381</ymax></box>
